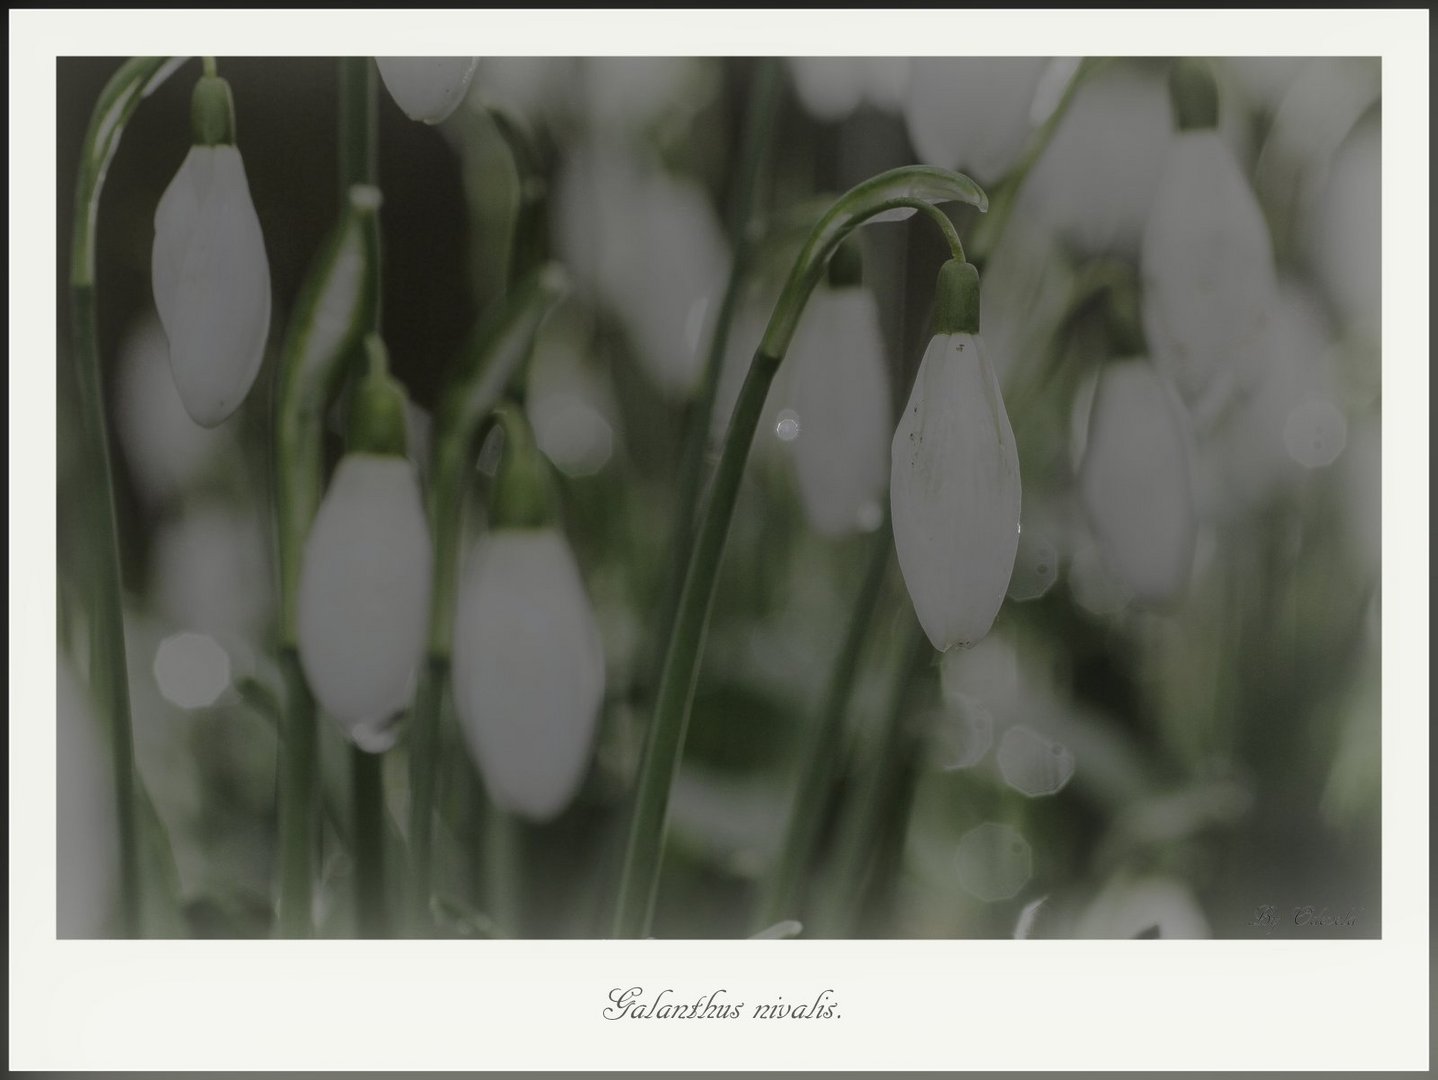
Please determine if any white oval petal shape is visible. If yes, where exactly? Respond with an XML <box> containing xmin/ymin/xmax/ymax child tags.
<box><xmin>891</xmin><ymin>333</ymin><xmax>1021</xmax><ymax>652</ymax></box>
<box><xmin>1079</xmin><ymin>360</ymin><xmax>1196</xmax><ymax>605</ymax></box>
<box><xmin>376</xmin><ymin>57</ymin><xmax>477</xmax><ymax>124</ymax></box>
<box><xmin>152</xmin><ymin>145</ymin><xmax>271</xmax><ymax>428</ymax></box>
<box><xmin>1141</xmin><ymin>130</ymin><xmax>1277</xmax><ymax>409</ymax></box>
<box><xmin>790</xmin><ymin>287</ymin><xmax>891</xmax><ymax>536</ymax></box>
<box><xmin>297</xmin><ymin>455</ymin><xmax>432</xmax><ymax>742</ymax></box>
<box><xmin>451</xmin><ymin>528</ymin><xmax>605</xmax><ymax>822</ymax></box>
<box><xmin>905</xmin><ymin>58</ymin><xmax>1048</xmax><ymax>184</ymax></box>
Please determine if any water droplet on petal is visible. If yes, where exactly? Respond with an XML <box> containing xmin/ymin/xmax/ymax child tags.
<box><xmin>351</xmin><ymin>713</ymin><xmax>402</xmax><ymax>754</ymax></box>
<box><xmin>775</xmin><ymin>409</ymin><xmax>801</xmax><ymax>442</ymax></box>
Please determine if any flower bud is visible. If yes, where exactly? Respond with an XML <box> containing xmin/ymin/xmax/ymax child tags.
<box><xmin>788</xmin><ymin>283</ymin><xmax>891</xmax><ymax>535</ymax></box>
<box><xmin>376</xmin><ymin>57</ymin><xmax>477</xmax><ymax>124</ymax></box>
<box><xmin>297</xmin><ymin>454</ymin><xmax>433</xmax><ymax>747</ymax></box>
<box><xmin>1078</xmin><ymin>360</ymin><xmax>1196</xmax><ymax>604</ymax></box>
<box><xmin>451</xmin><ymin>527</ymin><xmax>605</xmax><ymax>821</ymax></box>
<box><xmin>151</xmin><ymin>140</ymin><xmax>271</xmax><ymax>428</ymax></box>
<box><xmin>1141</xmin><ymin>129</ymin><xmax>1276</xmax><ymax>410</ymax></box>
<box><xmin>891</xmin><ymin>262</ymin><xmax>1021</xmax><ymax>652</ymax></box>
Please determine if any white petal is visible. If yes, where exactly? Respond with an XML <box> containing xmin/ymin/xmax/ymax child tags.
<box><xmin>790</xmin><ymin>287</ymin><xmax>891</xmax><ymax>536</ymax></box>
<box><xmin>151</xmin><ymin>146</ymin><xmax>271</xmax><ymax>427</ymax></box>
<box><xmin>297</xmin><ymin>455</ymin><xmax>433</xmax><ymax>739</ymax></box>
<box><xmin>451</xmin><ymin>528</ymin><xmax>605</xmax><ymax>821</ymax></box>
<box><xmin>890</xmin><ymin>333</ymin><xmax>1021</xmax><ymax>651</ymax></box>
<box><xmin>1141</xmin><ymin>131</ymin><xmax>1276</xmax><ymax>405</ymax></box>
<box><xmin>1075</xmin><ymin>875</ymin><xmax>1211</xmax><ymax>939</ymax></box>
<box><xmin>905</xmin><ymin>58</ymin><xmax>1048</xmax><ymax>183</ymax></box>
<box><xmin>1079</xmin><ymin>360</ymin><xmax>1196</xmax><ymax>604</ymax></box>
<box><xmin>377</xmin><ymin>57</ymin><xmax>477</xmax><ymax>124</ymax></box>
<box><xmin>789</xmin><ymin>57</ymin><xmax>866</xmax><ymax>122</ymax></box>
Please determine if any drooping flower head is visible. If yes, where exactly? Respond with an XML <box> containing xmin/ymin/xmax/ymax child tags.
<box><xmin>377</xmin><ymin>57</ymin><xmax>477</xmax><ymax>124</ymax></box>
<box><xmin>151</xmin><ymin>70</ymin><xmax>271</xmax><ymax>428</ymax></box>
<box><xmin>451</xmin><ymin>409</ymin><xmax>605</xmax><ymax>821</ymax></box>
<box><xmin>297</xmin><ymin>338</ymin><xmax>432</xmax><ymax>751</ymax></box>
<box><xmin>891</xmin><ymin>260</ymin><xmax>1022</xmax><ymax>652</ymax></box>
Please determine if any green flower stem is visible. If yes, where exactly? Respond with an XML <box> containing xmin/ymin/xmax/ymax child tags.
<box><xmin>336</xmin><ymin>54</ymin><xmax>389</xmax><ymax>938</ymax></box>
<box><xmin>812</xmin><ymin>617</ymin><xmax>930</xmax><ymax>939</ymax></box>
<box><xmin>967</xmin><ymin>57</ymin><xmax>1111</xmax><ymax>269</ymax></box>
<box><xmin>755</xmin><ymin>518</ymin><xmax>892</xmax><ymax>929</ymax></box>
<box><xmin>275</xmin><ymin>648</ymin><xmax>318</xmax><ymax>936</ymax></box>
<box><xmin>351</xmin><ymin>746</ymin><xmax>386</xmax><ymax>936</ymax></box>
<box><xmin>407</xmin><ymin>268</ymin><xmax>567</xmax><ymax>930</ymax></box>
<box><xmin>68</xmin><ymin>55</ymin><xmax>187</xmax><ymax>938</ymax></box>
<box><xmin>611</xmin><ymin>166</ymin><xmax>987</xmax><ymax>939</ymax></box>
<box><xmin>645</xmin><ymin>57</ymin><xmax>781</xmax><ymax>701</ymax></box>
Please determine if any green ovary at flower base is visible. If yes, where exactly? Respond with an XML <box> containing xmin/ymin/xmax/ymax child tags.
<box><xmin>450</xmin><ymin>412</ymin><xmax>605</xmax><ymax>822</ymax></box>
<box><xmin>151</xmin><ymin>68</ymin><xmax>271</xmax><ymax>428</ymax></box>
<box><xmin>890</xmin><ymin>259</ymin><xmax>1022</xmax><ymax>653</ymax></box>
<box><xmin>296</xmin><ymin>337</ymin><xmax>433</xmax><ymax>753</ymax></box>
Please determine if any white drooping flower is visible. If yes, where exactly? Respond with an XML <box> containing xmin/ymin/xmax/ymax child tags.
<box><xmin>451</xmin><ymin>528</ymin><xmax>605</xmax><ymax>822</ymax></box>
<box><xmin>1141</xmin><ymin>130</ymin><xmax>1277</xmax><ymax>413</ymax></box>
<box><xmin>151</xmin><ymin>144</ymin><xmax>271</xmax><ymax>428</ymax></box>
<box><xmin>904</xmin><ymin>58</ymin><xmax>1049</xmax><ymax>184</ymax></box>
<box><xmin>297</xmin><ymin>454</ymin><xmax>432</xmax><ymax>749</ymax></box>
<box><xmin>788</xmin><ymin>285</ymin><xmax>892</xmax><ymax>535</ymax></box>
<box><xmin>788</xmin><ymin>57</ymin><xmax>909</xmax><ymax>121</ymax></box>
<box><xmin>891</xmin><ymin>327</ymin><xmax>1022</xmax><ymax>652</ymax></box>
<box><xmin>1078</xmin><ymin>360</ymin><xmax>1196</xmax><ymax>605</ymax></box>
<box><xmin>376</xmin><ymin>57</ymin><xmax>477</xmax><ymax>124</ymax></box>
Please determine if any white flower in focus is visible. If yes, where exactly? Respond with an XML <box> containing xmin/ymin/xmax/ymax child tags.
<box><xmin>376</xmin><ymin>57</ymin><xmax>477</xmax><ymax>124</ymax></box>
<box><xmin>151</xmin><ymin>145</ymin><xmax>271</xmax><ymax>427</ymax></box>
<box><xmin>1079</xmin><ymin>360</ymin><xmax>1196</xmax><ymax>605</ymax></box>
<box><xmin>891</xmin><ymin>332</ymin><xmax>1021</xmax><ymax>651</ymax></box>
<box><xmin>452</xmin><ymin>529</ymin><xmax>605</xmax><ymax>822</ymax></box>
<box><xmin>1141</xmin><ymin>130</ymin><xmax>1277</xmax><ymax>411</ymax></box>
<box><xmin>297</xmin><ymin>454</ymin><xmax>432</xmax><ymax>746</ymax></box>
<box><xmin>904</xmin><ymin>58</ymin><xmax>1048</xmax><ymax>183</ymax></box>
<box><xmin>789</xmin><ymin>286</ymin><xmax>891</xmax><ymax>535</ymax></box>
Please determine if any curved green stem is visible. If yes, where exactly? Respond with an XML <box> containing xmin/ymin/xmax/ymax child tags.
<box><xmin>611</xmin><ymin>165</ymin><xmax>987</xmax><ymax>939</ymax></box>
<box><xmin>407</xmin><ymin>267</ymin><xmax>567</xmax><ymax>930</ymax></box>
<box><xmin>812</xmin><ymin>618</ymin><xmax>930</xmax><ymax>938</ymax></box>
<box><xmin>646</xmin><ymin>57</ymin><xmax>781</xmax><ymax>705</ymax></box>
<box><xmin>756</xmin><ymin>519</ymin><xmax>892</xmax><ymax>929</ymax></box>
<box><xmin>69</xmin><ymin>55</ymin><xmax>188</xmax><ymax>938</ymax></box>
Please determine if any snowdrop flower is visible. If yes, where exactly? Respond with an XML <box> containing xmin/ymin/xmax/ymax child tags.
<box><xmin>904</xmin><ymin>58</ymin><xmax>1048</xmax><ymax>184</ymax></box>
<box><xmin>1075</xmin><ymin>875</ymin><xmax>1211</xmax><ymax>939</ymax></box>
<box><xmin>788</xmin><ymin>267</ymin><xmax>891</xmax><ymax>536</ymax></box>
<box><xmin>1078</xmin><ymin>359</ymin><xmax>1196</xmax><ymax>605</ymax></box>
<box><xmin>297</xmin><ymin>341</ymin><xmax>431</xmax><ymax>749</ymax></box>
<box><xmin>151</xmin><ymin>73</ymin><xmax>270</xmax><ymax>428</ymax></box>
<box><xmin>555</xmin><ymin>147</ymin><xmax>730</xmax><ymax>397</ymax></box>
<box><xmin>451</xmin><ymin>412</ymin><xmax>604</xmax><ymax>821</ymax></box>
<box><xmin>789</xmin><ymin>58</ymin><xmax>909</xmax><ymax>122</ymax></box>
<box><xmin>891</xmin><ymin>261</ymin><xmax>1021</xmax><ymax>652</ymax></box>
<box><xmin>1141</xmin><ymin>60</ymin><xmax>1277</xmax><ymax>413</ymax></box>
<box><xmin>377</xmin><ymin>57</ymin><xmax>477</xmax><ymax>124</ymax></box>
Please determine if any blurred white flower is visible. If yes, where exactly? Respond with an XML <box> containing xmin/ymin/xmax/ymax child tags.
<box><xmin>1075</xmin><ymin>875</ymin><xmax>1211</xmax><ymax>938</ymax></box>
<box><xmin>57</xmin><ymin>663</ymin><xmax>118</xmax><ymax>937</ymax></box>
<box><xmin>297</xmin><ymin>454</ymin><xmax>432</xmax><ymax>747</ymax></box>
<box><xmin>149</xmin><ymin>502</ymin><xmax>272</xmax><ymax>641</ymax></box>
<box><xmin>377</xmin><ymin>57</ymin><xmax>477</xmax><ymax>124</ymax></box>
<box><xmin>584</xmin><ymin>57</ymin><xmax>712</xmax><ymax>135</ymax></box>
<box><xmin>555</xmin><ymin>147</ymin><xmax>730</xmax><ymax>397</ymax></box>
<box><xmin>904</xmin><ymin>58</ymin><xmax>1048</xmax><ymax>183</ymax></box>
<box><xmin>1079</xmin><ymin>360</ymin><xmax>1196</xmax><ymax>605</ymax></box>
<box><xmin>114</xmin><ymin>313</ymin><xmax>232</xmax><ymax>506</ymax></box>
<box><xmin>451</xmin><ymin>528</ymin><xmax>605</xmax><ymax>822</ymax></box>
<box><xmin>1019</xmin><ymin>65</ymin><xmax>1172</xmax><ymax>256</ymax></box>
<box><xmin>788</xmin><ymin>285</ymin><xmax>891</xmax><ymax>536</ymax></box>
<box><xmin>1141</xmin><ymin>130</ymin><xmax>1277</xmax><ymax>412</ymax></box>
<box><xmin>789</xmin><ymin>58</ymin><xmax>910</xmax><ymax>122</ymax></box>
<box><xmin>891</xmin><ymin>332</ymin><xmax>1021</xmax><ymax>651</ymax></box>
<box><xmin>1309</xmin><ymin>120</ymin><xmax>1380</xmax><ymax>343</ymax></box>
<box><xmin>525</xmin><ymin>327</ymin><xmax>619</xmax><ymax>479</ymax></box>
<box><xmin>151</xmin><ymin>144</ymin><xmax>271</xmax><ymax>427</ymax></box>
